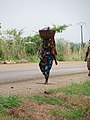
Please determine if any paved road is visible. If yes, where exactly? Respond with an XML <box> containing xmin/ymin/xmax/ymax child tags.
<box><xmin>0</xmin><ymin>62</ymin><xmax>88</xmax><ymax>84</ymax></box>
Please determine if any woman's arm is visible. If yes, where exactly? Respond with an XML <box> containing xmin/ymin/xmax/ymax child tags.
<box><xmin>85</xmin><ymin>52</ymin><xmax>88</xmax><ymax>62</ymax></box>
<box><xmin>52</xmin><ymin>54</ymin><xmax>58</xmax><ymax>65</ymax></box>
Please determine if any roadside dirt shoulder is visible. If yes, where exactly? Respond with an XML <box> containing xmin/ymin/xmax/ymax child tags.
<box><xmin>0</xmin><ymin>73</ymin><xmax>89</xmax><ymax>96</ymax></box>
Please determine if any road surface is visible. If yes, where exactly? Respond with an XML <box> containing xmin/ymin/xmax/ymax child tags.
<box><xmin>0</xmin><ymin>61</ymin><xmax>88</xmax><ymax>84</ymax></box>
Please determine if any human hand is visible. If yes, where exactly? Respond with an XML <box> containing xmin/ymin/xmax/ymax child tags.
<box><xmin>85</xmin><ymin>58</ymin><xmax>87</xmax><ymax>62</ymax></box>
<box><xmin>55</xmin><ymin>61</ymin><xmax>58</xmax><ymax>65</ymax></box>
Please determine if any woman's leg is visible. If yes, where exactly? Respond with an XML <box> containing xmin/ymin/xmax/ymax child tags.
<box><xmin>39</xmin><ymin>61</ymin><xmax>45</xmax><ymax>75</ymax></box>
<box><xmin>44</xmin><ymin>60</ymin><xmax>53</xmax><ymax>84</ymax></box>
<box><xmin>45</xmin><ymin>74</ymin><xmax>49</xmax><ymax>84</ymax></box>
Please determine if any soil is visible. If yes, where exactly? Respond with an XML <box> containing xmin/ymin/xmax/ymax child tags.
<box><xmin>0</xmin><ymin>72</ymin><xmax>89</xmax><ymax>96</ymax></box>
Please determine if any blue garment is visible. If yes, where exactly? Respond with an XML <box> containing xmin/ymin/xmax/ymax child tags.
<box><xmin>39</xmin><ymin>52</ymin><xmax>53</xmax><ymax>76</ymax></box>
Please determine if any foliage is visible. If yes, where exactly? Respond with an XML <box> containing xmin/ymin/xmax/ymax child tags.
<box><xmin>0</xmin><ymin>95</ymin><xmax>21</xmax><ymax>116</ymax></box>
<box><xmin>51</xmin><ymin>24</ymin><xmax>69</xmax><ymax>33</ymax></box>
<box><xmin>0</xmin><ymin>28</ymin><xmax>87</xmax><ymax>62</ymax></box>
<box><xmin>56</xmin><ymin>39</ymin><xmax>86</xmax><ymax>61</ymax></box>
<box><xmin>0</xmin><ymin>29</ymin><xmax>42</xmax><ymax>62</ymax></box>
<box><xmin>27</xmin><ymin>56</ymin><xmax>39</xmax><ymax>62</ymax></box>
<box><xmin>0</xmin><ymin>96</ymin><xmax>21</xmax><ymax>109</ymax></box>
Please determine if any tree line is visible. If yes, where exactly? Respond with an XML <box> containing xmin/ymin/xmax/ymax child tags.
<box><xmin>0</xmin><ymin>28</ymin><xmax>87</xmax><ymax>63</ymax></box>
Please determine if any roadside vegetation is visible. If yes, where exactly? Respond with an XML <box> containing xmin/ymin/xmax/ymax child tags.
<box><xmin>0</xmin><ymin>26</ymin><xmax>88</xmax><ymax>63</ymax></box>
<box><xmin>0</xmin><ymin>81</ymin><xmax>90</xmax><ymax>120</ymax></box>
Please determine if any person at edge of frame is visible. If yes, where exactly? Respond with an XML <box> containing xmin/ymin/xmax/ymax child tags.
<box><xmin>85</xmin><ymin>39</ymin><xmax>90</xmax><ymax>76</ymax></box>
<box><xmin>39</xmin><ymin>38</ymin><xmax>58</xmax><ymax>84</ymax></box>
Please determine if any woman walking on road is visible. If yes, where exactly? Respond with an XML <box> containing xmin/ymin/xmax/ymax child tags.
<box><xmin>39</xmin><ymin>39</ymin><xmax>57</xmax><ymax>84</ymax></box>
<box><xmin>39</xmin><ymin>28</ymin><xmax>58</xmax><ymax>84</ymax></box>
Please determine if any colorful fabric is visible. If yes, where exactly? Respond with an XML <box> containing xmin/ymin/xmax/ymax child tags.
<box><xmin>39</xmin><ymin>52</ymin><xmax>53</xmax><ymax>76</ymax></box>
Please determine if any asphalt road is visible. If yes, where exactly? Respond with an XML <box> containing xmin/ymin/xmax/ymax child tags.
<box><xmin>0</xmin><ymin>62</ymin><xmax>88</xmax><ymax>84</ymax></box>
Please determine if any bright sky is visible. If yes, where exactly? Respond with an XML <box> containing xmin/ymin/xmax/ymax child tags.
<box><xmin>0</xmin><ymin>0</ymin><xmax>90</xmax><ymax>43</ymax></box>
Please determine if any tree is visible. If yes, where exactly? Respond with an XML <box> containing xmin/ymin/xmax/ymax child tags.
<box><xmin>51</xmin><ymin>24</ymin><xmax>70</xmax><ymax>33</ymax></box>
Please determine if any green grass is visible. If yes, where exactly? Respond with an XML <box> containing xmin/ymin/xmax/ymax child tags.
<box><xmin>0</xmin><ymin>95</ymin><xmax>21</xmax><ymax>108</ymax></box>
<box><xmin>29</xmin><ymin>95</ymin><xmax>65</xmax><ymax>105</ymax></box>
<box><xmin>51</xmin><ymin>104</ymin><xmax>90</xmax><ymax>120</ymax></box>
<box><xmin>49</xmin><ymin>81</ymin><xmax>90</xmax><ymax>96</ymax></box>
<box><xmin>61</xmin><ymin>81</ymin><xmax>90</xmax><ymax>95</ymax></box>
<box><xmin>0</xmin><ymin>95</ymin><xmax>21</xmax><ymax>115</ymax></box>
<box><xmin>64</xmin><ymin>108</ymin><xmax>82</xmax><ymax>119</ymax></box>
<box><xmin>51</xmin><ymin>107</ymin><xmax>83</xmax><ymax>120</ymax></box>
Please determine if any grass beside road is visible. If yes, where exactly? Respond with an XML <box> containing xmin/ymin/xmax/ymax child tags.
<box><xmin>0</xmin><ymin>81</ymin><xmax>90</xmax><ymax>120</ymax></box>
<box><xmin>48</xmin><ymin>80</ymin><xmax>90</xmax><ymax>96</ymax></box>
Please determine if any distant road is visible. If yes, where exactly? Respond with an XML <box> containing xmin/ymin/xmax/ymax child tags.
<box><xmin>0</xmin><ymin>62</ymin><xmax>88</xmax><ymax>84</ymax></box>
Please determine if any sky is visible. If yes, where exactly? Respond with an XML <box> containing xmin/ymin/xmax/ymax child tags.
<box><xmin>0</xmin><ymin>0</ymin><xmax>90</xmax><ymax>43</ymax></box>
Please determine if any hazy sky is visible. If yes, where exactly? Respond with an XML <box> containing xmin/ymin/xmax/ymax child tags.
<box><xmin>0</xmin><ymin>0</ymin><xmax>90</xmax><ymax>43</ymax></box>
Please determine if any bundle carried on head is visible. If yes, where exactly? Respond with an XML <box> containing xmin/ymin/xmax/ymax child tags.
<box><xmin>39</xmin><ymin>28</ymin><xmax>55</xmax><ymax>40</ymax></box>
